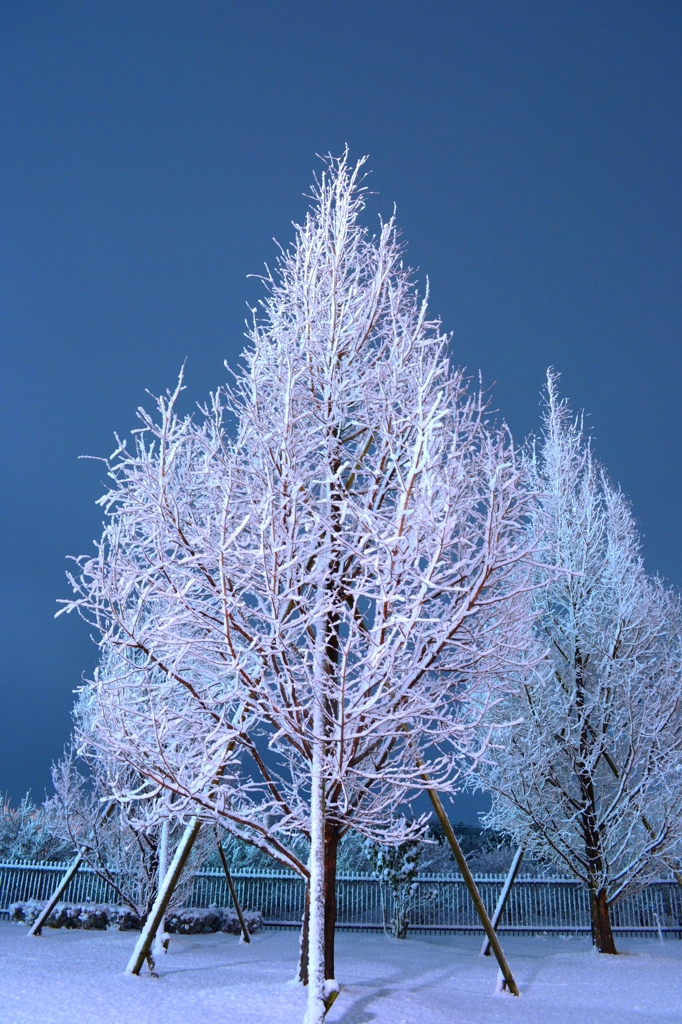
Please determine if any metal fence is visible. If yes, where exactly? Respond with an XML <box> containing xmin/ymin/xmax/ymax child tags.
<box><xmin>1</xmin><ymin>861</ymin><xmax>680</xmax><ymax>937</ymax></box>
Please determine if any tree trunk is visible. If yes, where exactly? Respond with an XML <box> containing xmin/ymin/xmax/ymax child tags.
<box><xmin>576</xmin><ymin>665</ymin><xmax>617</xmax><ymax>955</ymax></box>
<box><xmin>324</xmin><ymin>822</ymin><xmax>341</xmax><ymax>981</ymax></box>
<box><xmin>305</xmin><ymin>719</ymin><xmax>326</xmax><ymax>1024</ymax></box>
<box><xmin>298</xmin><ymin>881</ymin><xmax>310</xmax><ymax>985</ymax></box>
<box><xmin>152</xmin><ymin>820</ymin><xmax>169</xmax><ymax>958</ymax></box>
<box><xmin>589</xmin><ymin>886</ymin><xmax>617</xmax><ymax>954</ymax></box>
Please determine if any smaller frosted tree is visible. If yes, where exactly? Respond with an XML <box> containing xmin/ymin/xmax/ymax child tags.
<box><xmin>0</xmin><ymin>796</ymin><xmax>71</xmax><ymax>862</ymax></box>
<box><xmin>364</xmin><ymin>834</ymin><xmax>423</xmax><ymax>938</ymax></box>
<box><xmin>46</xmin><ymin>686</ymin><xmax>213</xmax><ymax>930</ymax></box>
<box><xmin>478</xmin><ymin>375</ymin><xmax>682</xmax><ymax>953</ymax></box>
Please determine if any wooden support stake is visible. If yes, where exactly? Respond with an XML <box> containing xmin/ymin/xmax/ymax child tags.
<box><xmin>29</xmin><ymin>800</ymin><xmax>116</xmax><ymax>937</ymax></box>
<box><xmin>217</xmin><ymin>838</ymin><xmax>250</xmax><ymax>943</ymax></box>
<box><xmin>28</xmin><ymin>853</ymin><xmax>83</xmax><ymax>937</ymax></box>
<box><xmin>481</xmin><ymin>845</ymin><xmax>524</xmax><ymax>956</ymax></box>
<box><xmin>126</xmin><ymin>705</ymin><xmax>246</xmax><ymax>974</ymax></box>
<box><xmin>425</xmin><ymin>784</ymin><xmax>519</xmax><ymax>996</ymax></box>
<box><xmin>126</xmin><ymin>817</ymin><xmax>201</xmax><ymax>976</ymax></box>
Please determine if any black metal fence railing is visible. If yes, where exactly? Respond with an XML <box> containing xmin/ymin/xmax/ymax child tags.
<box><xmin>1</xmin><ymin>861</ymin><xmax>680</xmax><ymax>937</ymax></box>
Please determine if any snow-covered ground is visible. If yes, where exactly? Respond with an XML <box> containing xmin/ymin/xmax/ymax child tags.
<box><xmin>0</xmin><ymin>921</ymin><xmax>679</xmax><ymax>1024</ymax></box>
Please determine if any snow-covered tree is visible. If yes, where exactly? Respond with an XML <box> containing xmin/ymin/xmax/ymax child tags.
<box><xmin>478</xmin><ymin>375</ymin><xmax>682</xmax><ymax>953</ymax></box>
<box><xmin>0</xmin><ymin>795</ymin><xmax>72</xmax><ymax>863</ymax></box>
<box><xmin>45</xmin><ymin>737</ymin><xmax>212</xmax><ymax>929</ymax></box>
<box><xmin>364</xmin><ymin>833</ymin><xmax>423</xmax><ymax>938</ymax></box>
<box><xmin>64</xmin><ymin>154</ymin><xmax>539</xmax><ymax>1021</ymax></box>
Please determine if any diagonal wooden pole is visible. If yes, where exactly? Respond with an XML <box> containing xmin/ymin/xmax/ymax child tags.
<box><xmin>28</xmin><ymin>800</ymin><xmax>116</xmax><ymax>937</ymax></box>
<box><xmin>28</xmin><ymin>854</ymin><xmax>83</xmax><ymax>936</ymax></box>
<box><xmin>127</xmin><ymin>704</ymin><xmax>247</xmax><ymax>975</ymax></box>
<box><xmin>481</xmin><ymin>845</ymin><xmax>524</xmax><ymax>956</ymax></box>
<box><xmin>126</xmin><ymin>817</ymin><xmax>202</xmax><ymax>976</ymax></box>
<box><xmin>217</xmin><ymin>837</ymin><xmax>250</xmax><ymax>943</ymax></box>
<box><xmin>422</xmin><ymin>775</ymin><xmax>519</xmax><ymax>995</ymax></box>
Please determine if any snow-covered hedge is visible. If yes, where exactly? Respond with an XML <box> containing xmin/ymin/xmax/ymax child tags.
<box><xmin>10</xmin><ymin>900</ymin><xmax>141</xmax><ymax>930</ymax></box>
<box><xmin>10</xmin><ymin>900</ymin><xmax>261</xmax><ymax>934</ymax></box>
<box><xmin>165</xmin><ymin>907</ymin><xmax>262</xmax><ymax>935</ymax></box>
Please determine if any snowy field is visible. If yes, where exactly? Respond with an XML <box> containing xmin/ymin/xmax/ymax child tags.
<box><xmin>0</xmin><ymin>922</ymin><xmax>680</xmax><ymax>1024</ymax></box>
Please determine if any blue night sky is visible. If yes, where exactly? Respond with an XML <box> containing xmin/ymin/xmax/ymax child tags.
<box><xmin>1</xmin><ymin>2</ymin><xmax>680</xmax><ymax>823</ymax></box>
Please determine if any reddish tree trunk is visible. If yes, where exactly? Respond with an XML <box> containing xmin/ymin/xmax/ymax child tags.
<box><xmin>589</xmin><ymin>886</ymin><xmax>617</xmax><ymax>954</ymax></box>
<box><xmin>576</xmin><ymin>665</ymin><xmax>617</xmax><ymax>955</ymax></box>
<box><xmin>324</xmin><ymin>822</ymin><xmax>341</xmax><ymax>980</ymax></box>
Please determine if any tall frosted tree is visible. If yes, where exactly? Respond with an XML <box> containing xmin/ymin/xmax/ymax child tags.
<box><xmin>66</xmin><ymin>154</ymin><xmax>539</xmax><ymax>1022</ymax></box>
<box><xmin>479</xmin><ymin>376</ymin><xmax>682</xmax><ymax>953</ymax></box>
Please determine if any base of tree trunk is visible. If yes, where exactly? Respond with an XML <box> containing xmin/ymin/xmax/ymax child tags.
<box><xmin>324</xmin><ymin>981</ymin><xmax>340</xmax><ymax>1012</ymax></box>
<box><xmin>590</xmin><ymin>887</ymin><xmax>617</xmax><ymax>954</ymax></box>
<box><xmin>324</xmin><ymin>824</ymin><xmax>341</xmax><ymax>980</ymax></box>
<box><xmin>298</xmin><ymin>883</ymin><xmax>310</xmax><ymax>985</ymax></box>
